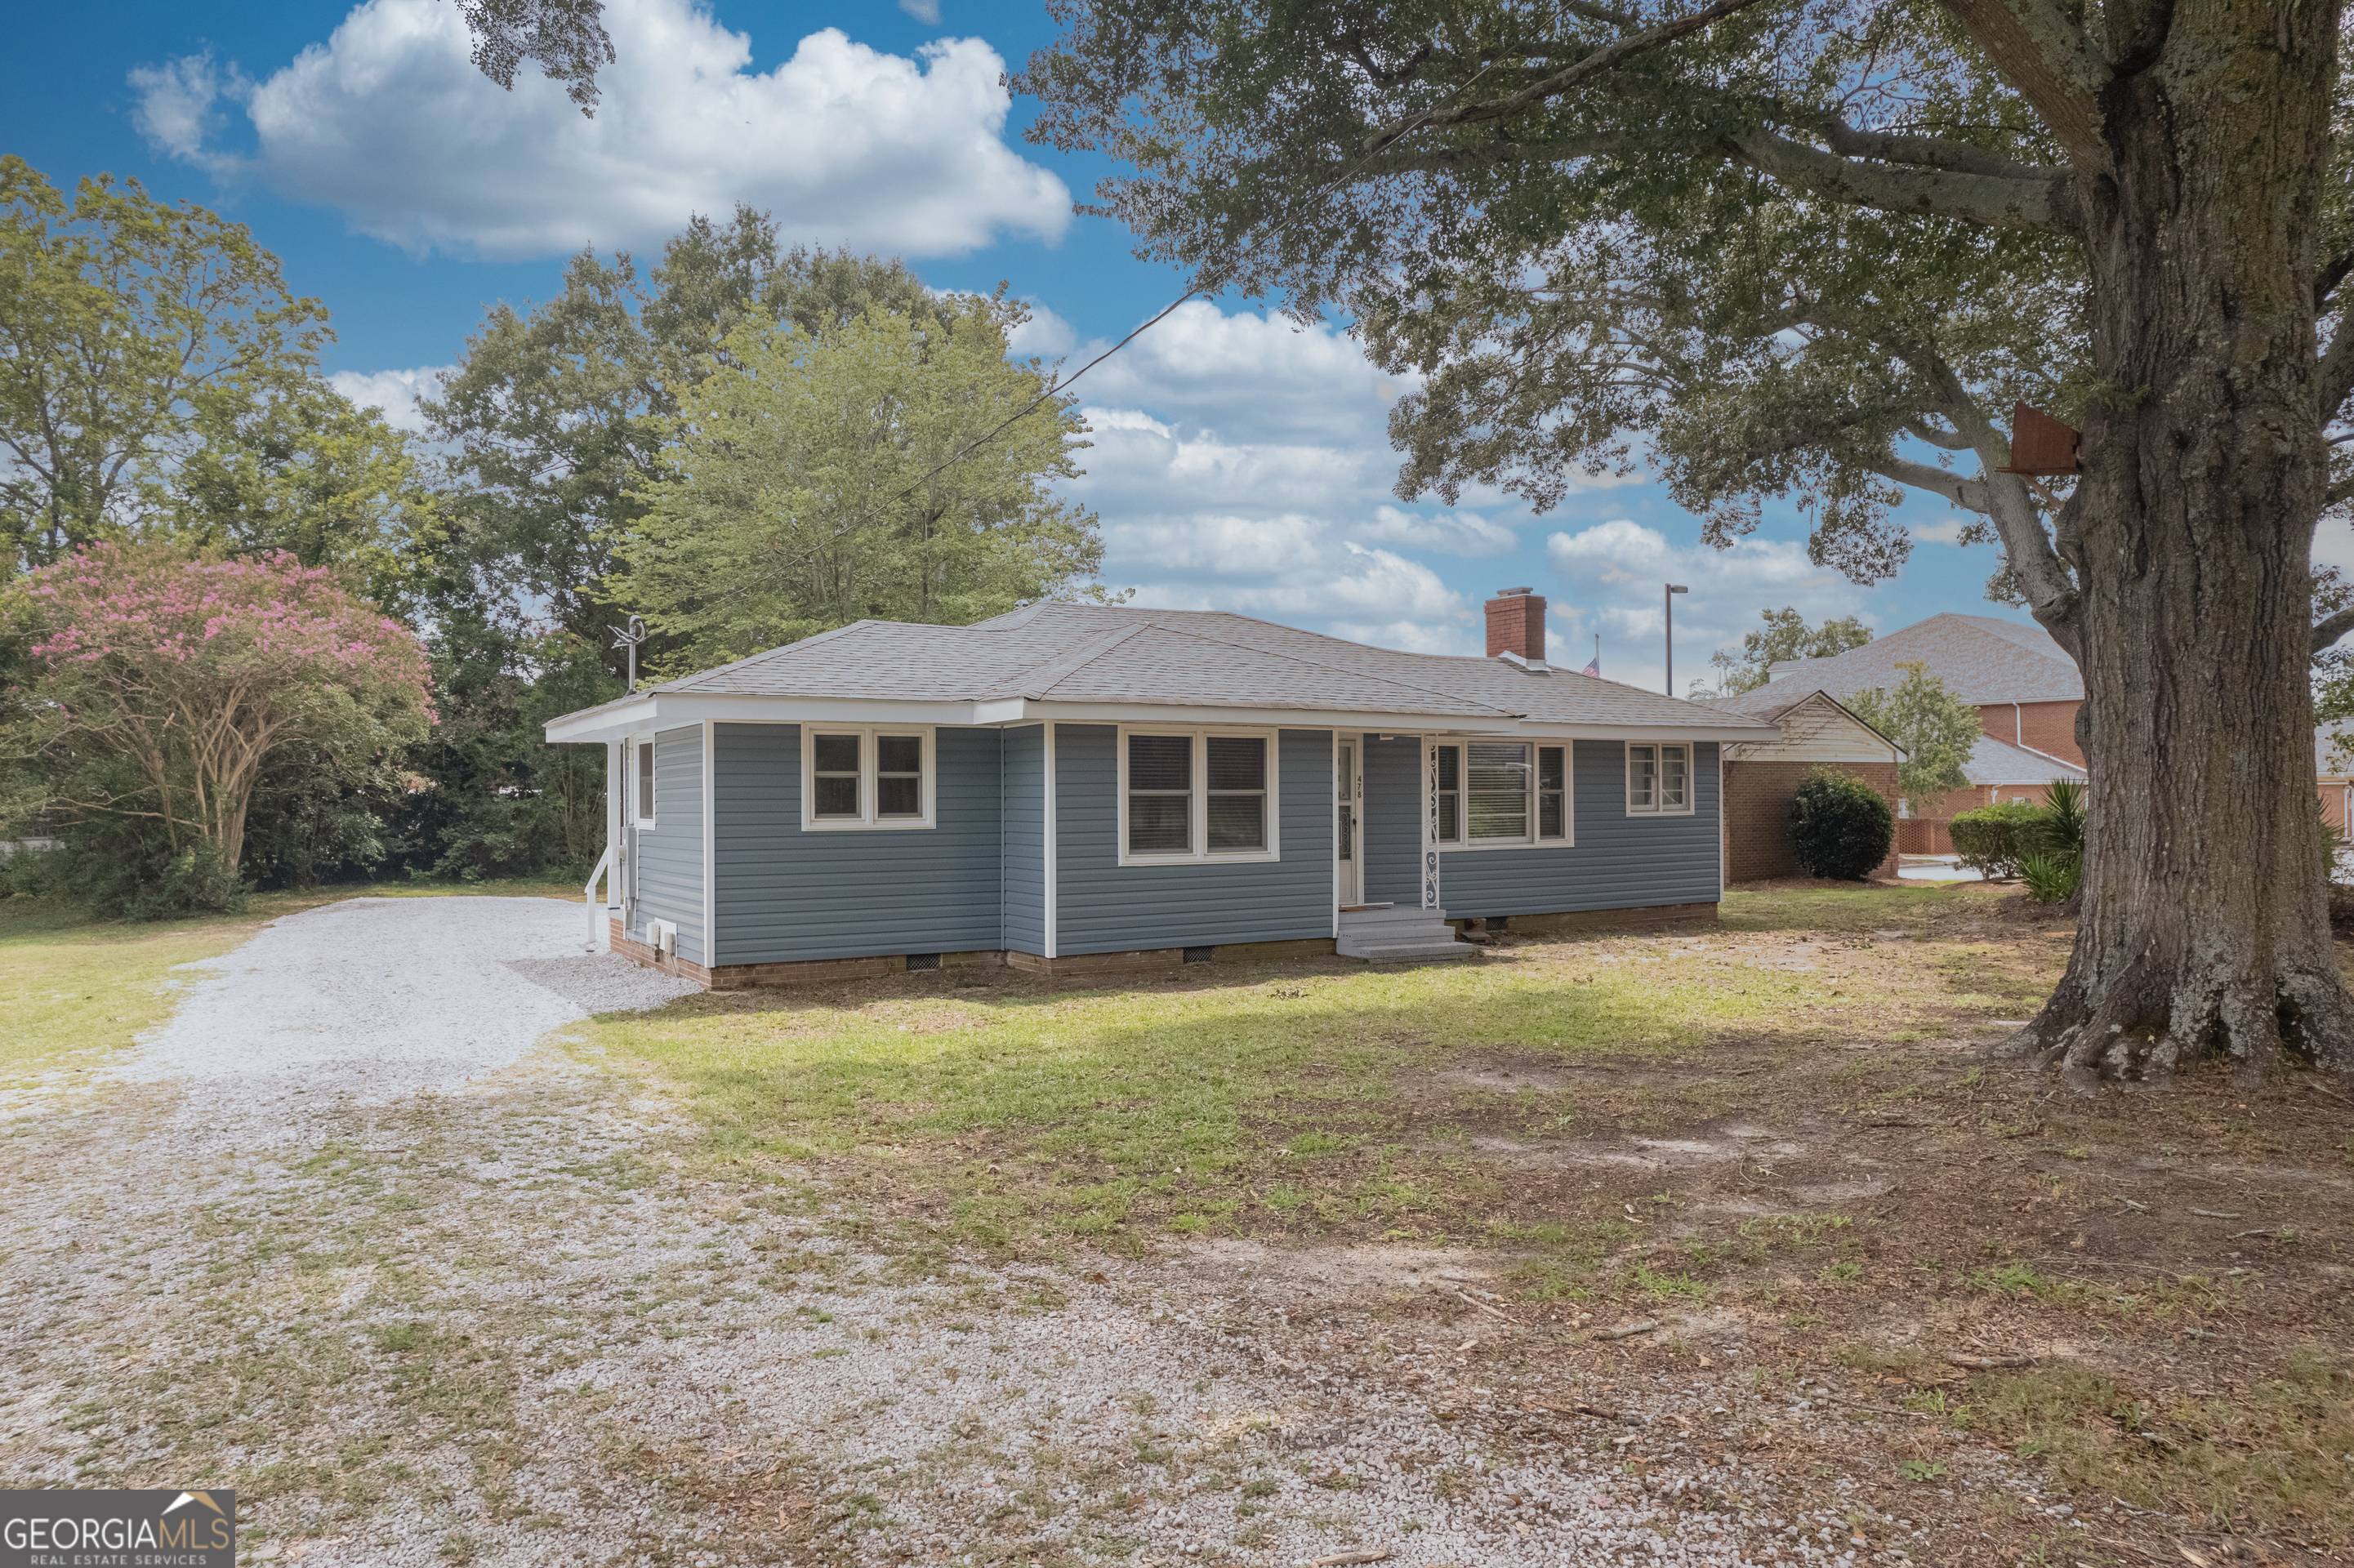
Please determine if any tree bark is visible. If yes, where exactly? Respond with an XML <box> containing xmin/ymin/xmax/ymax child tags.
<box><xmin>2004</xmin><ymin>2</ymin><xmax>2354</xmax><ymax>1080</ymax></box>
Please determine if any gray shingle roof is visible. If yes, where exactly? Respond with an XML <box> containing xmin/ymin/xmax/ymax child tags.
<box><xmin>1741</xmin><ymin>612</ymin><xmax>2081</xmax><ymax>706</ymax></box>
<box><xmin>1964</xmin><ymin>733</ymin><xmax>2085</xmax><ymax>786</ymax></box>
<box><xmin>585</xmin><ymin>601</ymin><xmax>1768</xmax><ymax>731</ymax></box>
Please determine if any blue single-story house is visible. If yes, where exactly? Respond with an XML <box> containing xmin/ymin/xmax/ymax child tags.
<box><xmin>544</xmin><ymin>590</ymin><xmax>1779</xmax><ymax>986</ymax></box>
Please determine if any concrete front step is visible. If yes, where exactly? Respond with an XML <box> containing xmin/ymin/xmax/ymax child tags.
<box><xmin>1336</xmin><ymin>938</ymin><xmax>1476</xmax><ymax>963</ymax></box>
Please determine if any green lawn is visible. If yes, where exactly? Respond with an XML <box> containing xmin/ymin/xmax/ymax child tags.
<box><xmin>585</xmin><ymin>884</ymin><xmax>2003</xmax><ymax>1256</ymax></box>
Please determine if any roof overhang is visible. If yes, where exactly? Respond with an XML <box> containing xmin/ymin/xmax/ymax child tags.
<box><xmin>545</xmin><ymin>692</ymin><xmax>1781</xmax><ymax>746</ymax></box>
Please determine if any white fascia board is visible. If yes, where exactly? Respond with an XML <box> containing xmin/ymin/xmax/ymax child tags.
<box><xmin>1012</xmin><ymin>699</ymin><xmax>1505</xmax><ymax>731</ymax></box>
<box><xmin>546</xmin><ymin>693</ymin><xmax>1786</xmax><ymax>745</ymax></box>
<box><xmin>546</xmin><ymin>693</ymin><xmax>991</xmax><ymax>743</ymax></box>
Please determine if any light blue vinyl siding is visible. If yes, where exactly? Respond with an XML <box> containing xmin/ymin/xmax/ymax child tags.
<box><xmin>1053</xmin><ymin>725</ymin><xmax>1333</xmax><ymax>954</ymax></box>
<box><xmin>1361</xmin><ymin>735</ymin><xmax>1424</xmax><ymax>905</ymax></box>
<box><xmin>632</xmin><ymin>724</ymin><xmax>707</xmax><ymax>964</ymax></box>
<box><xmin>711</xmin><ymin>724</ymin><xmax>1004</xmax><ymax>964</ymax></box>
<box><xmin>1437</xmin><ymin>740</ymin><xmax>1721</xmax><ymax>917</ymax></box>
<box><xmin>1001</xmin><ymin>725</ymin><xmax>1046</xmax><ymax>955</ymax></box>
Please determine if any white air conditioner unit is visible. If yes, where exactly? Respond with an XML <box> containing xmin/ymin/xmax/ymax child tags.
<box><xmin>646</xmin><ymin>918</ymin><xmax>678</xmax><ymax>957</ymax></box>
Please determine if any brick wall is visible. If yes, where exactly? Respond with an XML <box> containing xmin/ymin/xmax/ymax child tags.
<box><xmin>1723</xmin><ymin>760</ymin><xmax>1901</xmax><ymax>882</ymax></box>
<box><xmin>1975</xmin><ymin>700</ymin><xmax>2084</xmax><ymax>765</ymax></box>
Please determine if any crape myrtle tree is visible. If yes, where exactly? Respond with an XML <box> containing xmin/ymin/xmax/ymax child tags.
<box><xmin>1003</xmin><ymin>0</ymin><xmax>2354</xmax><ymax>1084</ymax></box>
<box><xmin>453</xmin><ymin>0</ymin><xmax>2354</xmax><ymax>1079</ymax></box>
<box><xmin>3</xmin><ymin>544</ymin><xmax>435</xmax><ymax>874</ymax></box>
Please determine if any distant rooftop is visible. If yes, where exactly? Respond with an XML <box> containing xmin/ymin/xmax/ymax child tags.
<box><xmin>1714</xmin><ymin>612</ymin><xmax>2082</xmax><ymax>709</ymax></box>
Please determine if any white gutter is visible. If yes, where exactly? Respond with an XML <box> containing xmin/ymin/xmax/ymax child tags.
<box><xmin>546</xmin><ymin>693</ymin><xmax>1781</xmax><ymax>746</ymax></box>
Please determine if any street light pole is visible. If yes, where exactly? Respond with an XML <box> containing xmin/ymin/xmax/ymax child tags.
<box><xmin>1665</xmin><ymin>583</ymin><xmax>1688</xmax><ymax>696</ymax></box>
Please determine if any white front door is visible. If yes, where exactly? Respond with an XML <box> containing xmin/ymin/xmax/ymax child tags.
<box><xmin>1335</xmin><ymin>737</ymin><xmax>1364</xmax><ymax>907</ymax></box>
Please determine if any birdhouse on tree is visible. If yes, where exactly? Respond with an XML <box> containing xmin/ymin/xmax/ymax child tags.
<box><xmin>1997</xmin><ymin>401</ymin><xmax>2081</xmax><ymax>476</ymax></box>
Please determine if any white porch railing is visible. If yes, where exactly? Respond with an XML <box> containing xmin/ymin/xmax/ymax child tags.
<box><xmin>584</xmin><ymin>844</ymin><xmax>615</xmax><ymax>952</ymax></box>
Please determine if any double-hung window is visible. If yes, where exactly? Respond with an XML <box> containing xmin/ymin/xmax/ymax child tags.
<box><xmin>802</xmin><ymin>727</ymin><xmax>935</xmax><ymax>830</ymax></box>
<box><xmin>1430</xmin><ymin>741</ymin><xmax>1572</xmax><ymax>848</ymax></box>
<box><xmin>1625</xmin><ymin>742</ymin><xmax>1693</xmax><ymax>814</ymax></box>
<box><xmin>1120</xmin><ymin>728</ymin><xmax>1278</xmax><ymax>863</ymax></box>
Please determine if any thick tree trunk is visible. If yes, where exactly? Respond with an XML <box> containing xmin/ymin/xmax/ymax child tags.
<box><xmin>2007</xmin><ymin>3</ymin><xmax>2354</xmax><ymax>1080</ymax></box>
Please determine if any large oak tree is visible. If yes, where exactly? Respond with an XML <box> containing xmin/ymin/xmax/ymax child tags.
<box><xmin>1027</xmin><ymin>0</ymin><xmax>2354</xmax><ymax>1085</ymax></box>
<box><xmin>464</xmin><ymin>0</ymin><xmax>2354</xmax><ymax>1080</ymax></box>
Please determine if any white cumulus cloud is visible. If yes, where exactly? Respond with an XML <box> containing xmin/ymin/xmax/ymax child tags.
<box><xmin>328</xmin><ymin>364</ymin><xmax>449</xmax><ymax>434</ymax></box>
<box><xmin>1547</xmin><ymin>518</ymin><xmax>1870</xmax><ymax>694</ymax></box>
<box><xmin>129</xmin><ymin>0</ymin><xmax>1070</xmax><ymax>261</ymax></box>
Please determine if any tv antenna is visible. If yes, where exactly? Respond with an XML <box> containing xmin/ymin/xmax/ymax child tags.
<box><xmin>610</xmin><ymin>614</ymin><xmax>647</xmax><ymax>691</ymax></box>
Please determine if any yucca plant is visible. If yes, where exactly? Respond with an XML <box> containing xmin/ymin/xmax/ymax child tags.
<box><xmin>2036</xmin><ymin>779</ymin><xmax>2086</xmax><ymax>863</ymax></box>
<box><xmin>2020</xmin><ymin>850</ymin><xmax>2081</xmax><ymax>906</ymax></box>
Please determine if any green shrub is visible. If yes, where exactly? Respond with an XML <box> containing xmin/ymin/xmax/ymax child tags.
<box><xmin>17</xmin><ymin>820</ymin><xmax>247</xmax><ymax>920</ymax></box>
<box><xmin>1787</xmin><ymin>767</ymin><xmax>1895</xmax><ymax>880</ymax></box>
<box><xmin>2020</xmin><ymin>849</ymin><xmax>2080</xmax><ymax>904</ymax></box>
<box><xmin>1950</xmin><ymin>800</ymin><xmax>2046</xmax><ymax>880</ymax></box>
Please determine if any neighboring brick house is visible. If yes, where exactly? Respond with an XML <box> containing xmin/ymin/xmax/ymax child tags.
<box><xmin>1709</xmin><ymin>689</ymin><xmax>1904</xmax><ymax>881</ymax></box>
<box><xmin>2322</xmin><ymin>721</ymin><xmax>2354</xmax><ymax>834</ymax></box>
<box><xmin>1728</xmin><ymin>614</ymin><xmax>2089</xmax><ymax>849</ymax></box>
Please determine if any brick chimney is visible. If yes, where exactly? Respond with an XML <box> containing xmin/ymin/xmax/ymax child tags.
<box><xmin>1484</xmin><ymin>587</ymin><xmax>1546</xmax><ymax>662</ymax></box>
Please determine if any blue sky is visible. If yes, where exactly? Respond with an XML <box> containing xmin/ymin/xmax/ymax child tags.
<box><xmin>9</xmin><ymin>0</ymin><xmax>2028</xmax><ymax>692</ymax></box>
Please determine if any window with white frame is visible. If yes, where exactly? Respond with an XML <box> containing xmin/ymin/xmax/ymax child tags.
<box><xmin>634</xmin><ymin>740</ymin><xmax>657</xmax><ymax>826</ymax></box>
<box><xmin>1120</xmin><ymin>728</ymin><xmax>1278</xmax><ymax>862</ymax></box>
<box><xmin>1431</xmin><ymin>741</ymin><xmax>1571</xmax><ymax>848</ymax></box>
<box><xmin>1625</xmin><ymin>742</ymin><xmax>1693</xmax><ymax>814</ymax></box>
<box><xmin>802</xmin><ymin>727</ymin><xmax>934</xmax><ymax>830</ymax></box>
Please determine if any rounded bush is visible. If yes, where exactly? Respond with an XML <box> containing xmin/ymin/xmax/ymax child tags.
<box><xmin>1949</xmin><ymin>800</ymin><xmax>2045</xmax><ymax>880</ymax></box>
<box><xmin>1787</xmin><ymin>768</ymin><xmax>1895</xmax><ymax>881</ymax></box>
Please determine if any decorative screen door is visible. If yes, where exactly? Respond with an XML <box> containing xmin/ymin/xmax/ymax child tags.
<box><xmin>1335</xmin><ymin>739</ymin><xmax>1363</xmax><ymax>906</ymax></box>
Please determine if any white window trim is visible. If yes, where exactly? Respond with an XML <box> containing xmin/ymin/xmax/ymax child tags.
<box><xmin>1625</xmin><ymin>742</ymin><xmax>1696</xmax><ymax>817</ymax></box>
<box><xmin>800</xmin><ymin>724</ymin><xmax>938</xmax><ymax>831</ymax></box>
<box><xmin>1116</xmin><ymin>724</ymin><xmax>1281</xmax><ymax>866</ymax></box>
<box><xmin>633</xmin><ymin>738</ymin><xmax>658</xmax><ymax>831</ymax></box>
<box><xmin>1430</xmin><ymin>739</ymin><xmax>1574</xmax><ymax>851</ymax></box>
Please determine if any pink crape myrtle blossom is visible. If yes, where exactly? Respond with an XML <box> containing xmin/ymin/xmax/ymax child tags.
<box><xmin>7</xmin><ymin>542</ymin><xmax>435</xmax><ymax>872</ymax></box>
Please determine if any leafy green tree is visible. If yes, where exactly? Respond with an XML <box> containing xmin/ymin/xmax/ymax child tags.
<box><xmin>412</xmin><ymin>216</ymin><xmax>1010</xmax><ymax>877</ymax></box>
<box><xmin>1848</xmin><ymin>662</ymin><xmax>1984</xmax><ymax>816</ymax></box>
<box><xmin>1710</xmin><ymin>608</ymin><xmax>1873</xmax><ymax>695</ymax></box>
<box><xmin>0</xmin><ymin>157</ymin><xmax>332</xmax><ymax>573</ymax></box>
<box><xmin>615</xmin><ymin>301</ymin><xmax>1103</xmax><ymax>671</ymax></box>
<box><xmin>993</xmin><ymin>0</ymin><xmax>2354</xmax><ymax>1080</ymax></box>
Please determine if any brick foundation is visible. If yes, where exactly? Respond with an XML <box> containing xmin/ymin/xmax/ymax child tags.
<box><xmin>1005</xmin><ymin>937</ymin><xmax>1338</xmax><ymax>977</ymax></box>
<box><xmin>1455</xmin><ymin>902</ymin><xmax>1718</xmax><ymax>937</ymax></box>
<box><xmin>1721</xmin><ymin>761</ymin><xmax>1901</xmax><ymax>882</ymax></box>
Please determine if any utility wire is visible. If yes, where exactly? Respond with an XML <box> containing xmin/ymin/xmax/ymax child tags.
<box><xmin>649</xmin><ymin>58</ymin><xmax>1503</xmax><ymax>625</ymax></box>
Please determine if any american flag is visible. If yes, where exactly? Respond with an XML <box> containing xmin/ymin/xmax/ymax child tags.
<box><xmin>1581</xmin><ymin>635</ymin><xmax>1601</xmax><ymax>677</ymax></box>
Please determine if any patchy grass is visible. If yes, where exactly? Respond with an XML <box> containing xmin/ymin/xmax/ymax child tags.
<box><xmin>1948</xmin><ymin>1351</ymin><xmax>2354</xmax><ymax>1543</ymax></box>
<box><xmin>0</xmin><ymin>878</ymin><xmax>582</xmax><ymax>1085</ymax></box>
<box><xmin>592</xmin><ymin>880</ymin><xmax>2354</xmax><ymax>1557</ymax></box>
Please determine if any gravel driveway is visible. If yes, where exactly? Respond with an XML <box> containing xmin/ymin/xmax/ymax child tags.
<box><xmin>0</xmin><ymin>896</ymin><xmax>1902</xmax><ymax>1566</ymax></box>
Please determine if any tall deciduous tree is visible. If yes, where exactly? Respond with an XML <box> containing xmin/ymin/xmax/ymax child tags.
<box><xmin>613</xmin><ymin>301</ymin><xmax>1104</xmax><ymax>671</ymax></box>
<box><xmin>1847</xmin><ymin>662</ymin><xmax>1985</xmax><ymax>814</ymax></box>
<box><xmin>981</xmin><ymin>0</ymin><xmax>2354</xmax><ymax>1080</ymax></box>
<box><xmin>1710</xmin><ymin>608</ymin><xmax>1874</xmax><ymax>695</ymax></box>
<box><xmin>0</xmin><ymin>157</ymin><xmax>335</xmax><ymax>573</ymax></box>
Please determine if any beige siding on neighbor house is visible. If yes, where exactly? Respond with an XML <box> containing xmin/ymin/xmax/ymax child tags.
<box><xmin>1723</xmin><ymin>694</ymin><xmax>1896</xmax><ymax>765</ymax></box>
